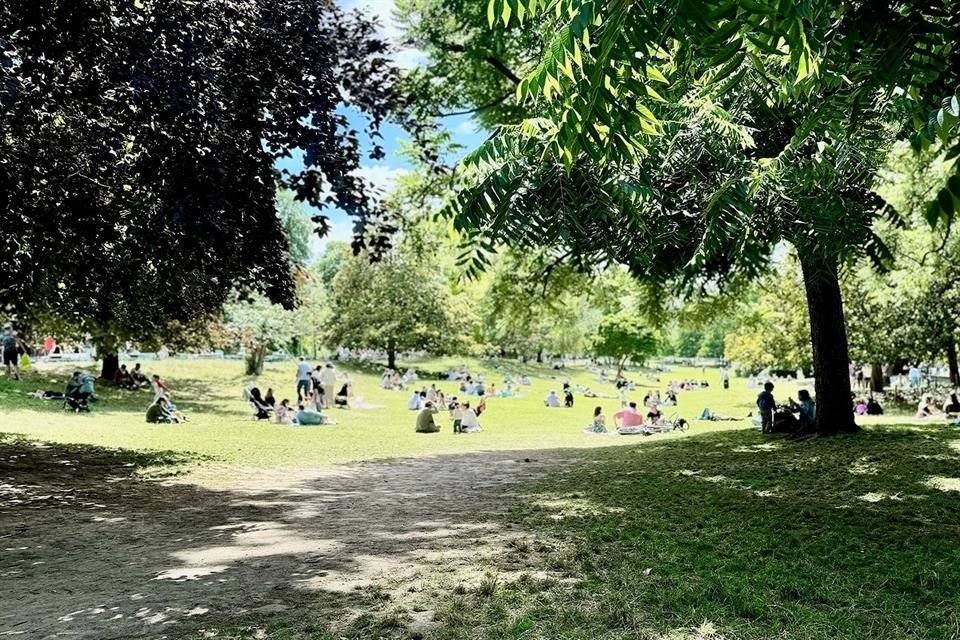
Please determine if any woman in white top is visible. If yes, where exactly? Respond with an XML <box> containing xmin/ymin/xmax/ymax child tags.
<box><xmin>460</xmin><ymin>404</ymin><xmax>481</xmax><ymax>432</ymax></box>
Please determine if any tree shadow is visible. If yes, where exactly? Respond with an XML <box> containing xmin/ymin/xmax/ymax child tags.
<box><xmin>5</xmin><ymin>427</ymin><xmax>960</xmax><ymax>639</ymax></box>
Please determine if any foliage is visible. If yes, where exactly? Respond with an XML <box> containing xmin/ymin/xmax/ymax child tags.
<box><xmin>593</xmin><ymin>312</ymin><xmax>658</xmax><ymax>374</ymax></box>
<box><xmin>723</xmin><ymin>259</ymin><xmax>812</xmax><ymax>375</ymax></box>
<box><xmin>276</xmin><ymin>191</ymin><xmax>314</xmax><ymax>269</ymax></box>
<box><xmin>327</xmin><ymin>251</ymin><xmax>472</xmax><ymax>368</ymax></box>
<box><xmin>0</xmin><ymin>0</ymin><xmax>409</xmax><ymax>352</ymax></box>
<box><xmin>224</xmin><ymin>294</ymin><xmax>301</xmax><ymax>376</ymax></box>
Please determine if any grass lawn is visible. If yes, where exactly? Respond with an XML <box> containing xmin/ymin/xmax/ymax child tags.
<box><xmin>1</xmin><ymin>357</ymin><xmax>782</xmax><ymax>478</ymax></box>
<box><xmin>3</xmin><ymin>357</ymin><xmax>959</xmax><ymax>639</ymax></box>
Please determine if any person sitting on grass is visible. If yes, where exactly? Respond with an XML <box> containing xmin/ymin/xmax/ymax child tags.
<box><xmin>295</xmin><ymin>403</ymin><xmax>324</xmax><ymax>426</ymax></box>
<box><xmin>264</xmin><ymin>388</ymin><xmax>276</xmax><ymax>407</ymax></box>
<box><xmin>795</xmin><ymin>389</ymin><xmax>816</xmax><ymax>430</ymax></box>
<box><xmin>460</xmin><ymin>402</ymin><xmax>482</xmax><ymax>433</ymax></box>
<box><xmin>334</xmin><ymin>382</ymin><xmax>350</xmax><ymax>408</ymax></box>
<box><xmin>866</xmin><ymin>397</ymin><xmax>884</xmax><ymax>415</ymax></box>
<box><xmin>415</xmin><ymin>401</ymin><xmax>440</xmax><ymax>433</ymax></box>
<box><xmin>614</xmin><ymin>402</ymin><xmax>644</xmax><ymax>428</ymax></box>
<box><xmin>545</xmin><ymin>390</ymin><xmax>560</xmax><ymax>408</ymax></box>
<box><xmin>916</xmin><ymin>394</ymin><xmax>944</xmax><ymax>419</ymax></box>
<box><xmin>146</xmin><ymin>397</ymin><xmax>175</xmax><ymax>424</ymax></box>
<box><xmin>646</xmin><ymin>404</ymin><xmax>663</xmax><ymax>425</ymax></box>
<box><xmin>275</xmin><ymin>399</ymin><xmax>291</xmax><ymax>424</ymax></box>
<box><xmin>113</xmin><ymin>364</ymin><xmax>136</xmax><ymax>390</ymax></box>
<box><xmin>407</xmin><ymin>390</ymin><xmax>422</xmax><ymax>411</ymax></box>
<box><xmin>563</xmin><ymin>390</ymin><xmax>575</xmax><ymax>408</ymax></box>
<box><xmin>130</xmin><ymin>363</ymin><xmax>149</xmax><ymax>388</ymax></box>
<box><xmin>943</xmin><ymin>392</ymin><xmax>960</xmax><ymax>417</ymax></box>
<box><xmin>583</xmin><ymin>406</ymin><xmax>607</xmax><ymax>434</ymax></box>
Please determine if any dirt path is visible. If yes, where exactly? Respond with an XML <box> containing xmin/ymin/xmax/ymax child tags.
<box><xmin>1</xmin><ymin>440</ymin><xmax>575</xmax><ymax>639</ymax></box>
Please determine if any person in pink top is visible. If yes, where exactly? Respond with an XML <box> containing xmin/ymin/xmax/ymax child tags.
<box><xmin>614</xmin><ymin>402</ymin><xmax>644</xmax><ymax>428</ymax></box>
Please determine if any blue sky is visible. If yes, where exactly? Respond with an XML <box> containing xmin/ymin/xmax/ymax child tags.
<box><xmin>279</xmin><ymin>0</ymin><xmax>489</xmax><ymax>257</ymax></box>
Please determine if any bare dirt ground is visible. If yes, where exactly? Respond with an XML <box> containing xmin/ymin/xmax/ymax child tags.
<box><xmin>0</xmin><ymin>438</ymin><xmax>574</xmax><ymax>639</ymax></box>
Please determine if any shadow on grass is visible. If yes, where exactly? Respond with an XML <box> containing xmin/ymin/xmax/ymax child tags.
<box><xmin>0</xmin><ymin>369</ymin><xmax>245</xmax><ymax>418</ymax></box>
<box><xmin>3</xmin><ymin>427</ymin><xmax>960</xmax><ymax>640</ymax></box>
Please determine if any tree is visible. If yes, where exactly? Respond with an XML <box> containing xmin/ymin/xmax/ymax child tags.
<box><xmin>416</xmin><ymin>0</ymin><xmax>958</xmax><ymax>434</ymax></box>
<box><xmin>224</xmin><ymin>294</ymin><xmax>301</xmax><ymax>377</ymax></box>
<box><xmin>594</xmin><ymin>313</ymin><xmax>658</xmax><ymax>378</ymax></box>
<box><xmin>327</xmin><ymin>251</ymin><xmax>469</xmax><ymax>370</ymax></box>
<box><xmin>0</xmin><ymin>1</ymin><xmax>410</xmax><ymax>378</ymax></box>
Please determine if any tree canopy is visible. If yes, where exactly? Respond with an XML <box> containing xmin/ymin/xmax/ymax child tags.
<box><xmin>0</xmin><ymin>0</ymin><xmax>409</xmax><ymax>361</ymax></box>
<box><xmin>401</xmin><ymin>0</ymin><xmax>959</xmax><ymax>433</ymax></box>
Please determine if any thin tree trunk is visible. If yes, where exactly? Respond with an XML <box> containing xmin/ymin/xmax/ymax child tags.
<box><xmin>616</xmin><ymin>356</ymin><xmax>626</xmax><ymax>379</ymax></box>
<box><xmin>99</xmin><ymin>352</ymin><xmax>119</xmax><ymax>381</ymax></box>
<box><xmin>870</xmin><ymin>363</ymin><xmax>884</xmax><ymax>393</ymax></box>
<box><xmin>799</xmin><ymin>252</ymin><xmax>858</xmax><ymax>434</ymax></box>
<box><xmin>536</xmin><ymin>347</ymin><xmax>544</xmax><ymax>363</ymax></box>
<box><xmin>947</xmin><ymin>341</ymin><xmax>959</xmax><ymax>387</ymax></box>
<box><xmin>387</xmin><ymin>347</ymin><xmax>397</xmax><ymax>371</ymax></box>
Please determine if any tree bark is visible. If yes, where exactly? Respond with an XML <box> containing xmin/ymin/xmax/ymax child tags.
<box><xmin>536</xmin><ymin>348</ymin><xmax>544</xmax><ymax>363</ymax></box>
<box><xmin>870</xmin><ymin>363</ymin><xmax>884</xmax><ymax>394</ymax></box>
<box><xmin>245</xmin><ymin>344</ymin><xmax>265</xmax><ymax>376</ymax></box>
<box><xmin>948</xmin><ymin>340</ymin><xmax>959</xmax><ymax>387</ymax></box>
<box><xmin>799</xmin><ymin>252</ymin><xmax>858</xmax><ymax>434</ymax></box>
<box><xmin>387</xmin><ymin>347</ymin><xmax>397</xmax><ymax>371</ymax></box>
<box><xmin>99</xmin><ymin>352</ymin><xmax>119</xmax><ymax>381</ymax></box>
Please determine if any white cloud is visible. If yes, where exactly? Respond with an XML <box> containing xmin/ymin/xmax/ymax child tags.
<box><xmin>353</xmin><ymin>164</ymin><xmax>409</xmax><ymax>196</ymax></box>
<box><xmin>309</xmin><ymin>215</ymin><xmax>354</xmax><ymax>256</ymax></box>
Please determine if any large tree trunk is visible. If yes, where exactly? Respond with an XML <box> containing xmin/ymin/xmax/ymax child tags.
<box><xmin>799</xmin><ymin>252</ymin><xmax>858</xmax><ymax>434</ymax></box>
<box><xmin>387</xmin><ymin>346</ymin><xmax>397</xmax><ymax>371</ymax></box>
<box><xmin>99</xmin><ymin>351</ymin><xmax>119</xmax><ymax>381</ymax></box>
<box><xmin>947</xmin><ymin>340</ymin><xmax>959</xmax><ymax>387</ymax></box>
<box><xmin>870</xmin><ymin>363</ymin><xmax>884</xmax><ymax>394</ymax></box>
<box><xmin>536</xmin><ymin>347</ymin><xmax>544</xmax><ymax>363</ymax></box>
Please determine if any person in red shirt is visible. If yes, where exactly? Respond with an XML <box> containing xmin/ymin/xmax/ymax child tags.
<box><xmin>614</xmin><ymin>402</ymin><xmax>644</xmax><ymax>428</ymax></box>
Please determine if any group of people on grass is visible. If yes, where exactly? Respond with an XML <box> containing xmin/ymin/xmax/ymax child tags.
<box><xmin>916</xmin><ymin>391</ymin><xmax>960</xmax><ymax>419</ymax></box>
<box><xmin>112</xmin><ymin>363</ymin><xmax>150</xmax><ymax>390</ymax></box>
<box><xmin>755</xmin><ymin>382</ymin><xmax>815</xmax><ymax>434</ymax></box>
<box><xmin>415</xmin><ymin>396</ymin><xmax>483</xmax><ymax>434</ymax></box>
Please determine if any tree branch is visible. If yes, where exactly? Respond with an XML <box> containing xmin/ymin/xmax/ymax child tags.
<box><xmin>438</xmin><ymin>93</ymin><xmax>511</xmax><ymax>118</ymax></box>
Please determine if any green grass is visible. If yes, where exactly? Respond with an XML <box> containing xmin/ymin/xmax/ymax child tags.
<box><xmin>4</xmin><ymin>358</ymin><xmax>958</xmax><ymax>639</ymax></box>
<box><xmin>0</xmin><ymin>357</ymin><xmax>782</xmax><ymax>478</ymax></box>
<box><xmin>347</xmin><ymin>427</ymin><xmax>960</xmax><ymax>640</ymax></box>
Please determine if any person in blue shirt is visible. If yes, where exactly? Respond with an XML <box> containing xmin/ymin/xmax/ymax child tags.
<box><xmin>757</xmin><ymin>382</ymin><xmax>776</xmax><ymax>434</ymax></box>
<box><xmin>295</xmin><ymin>357</ymin><xmax>311</xmax><ymax>403</ymax></box>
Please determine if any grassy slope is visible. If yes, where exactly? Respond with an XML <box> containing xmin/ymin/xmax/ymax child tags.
<box><xmin>1</xmin><ymin>357</ymin><xmax>779</xmax><ymax>475</ymax></box>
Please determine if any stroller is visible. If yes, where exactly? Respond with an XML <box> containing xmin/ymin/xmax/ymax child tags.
<box><xmin>64</xmin><ymin>373</ymin><xmax>96</xmax><ymax>413</ymax></box>
<box><xmin>65</xmin><ymin>392</ymin><xmax>92</xmax><ymax>413</ymax></box>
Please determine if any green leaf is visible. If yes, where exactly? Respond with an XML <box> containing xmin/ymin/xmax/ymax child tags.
<box><xmin>947</xmin><ymin>175</ymin><xmax>960</xmax><ymax>199</ymax></box>
<box><xmin>925</xmin><ymin>199</ymin><xmax>941</xmax><ymax>226</ymax></box>
<box><xmin>644</xmin><ymin>65</ymin><xmax>668</xmax><ymax>83</ymax></box>
<box><xmin>938</xmin><ymin>188</ymin><xmax>955</xmax><ymax>217</ymax></box>
<box><xmin>487</xmin><ymin>0</ymin><xmax>496</xmax><ymax>26</ymax></box>
<box><xmin>501</xmin><ymin>0</ymin><xmax>512</xmax><ymax>26</ymax></box>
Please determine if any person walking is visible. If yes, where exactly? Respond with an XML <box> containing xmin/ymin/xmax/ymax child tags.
<box><xmin>295</xmin><ymin>356</ymin><xmax>311</xmax><ymax>403</ymax></box>
<box><xmin>2</xmin><ymin>325</ymin><xmax>21</xmax><ymax>380</ymax></box>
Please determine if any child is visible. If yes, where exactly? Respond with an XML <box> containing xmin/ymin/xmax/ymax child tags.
<box><xmin>276</xmin><ymin>399</ymin><xmax>291</xmax><ymax>424</ymax></box>
<box><xmin>451</xmin><ymin>401</ymin><xmax>464</xmax><ymax>433</ymax></box>
<box><xmin>757</xmin><ymin>382</ymin><xmax>775</xmax><ymax>434</ymax></box>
